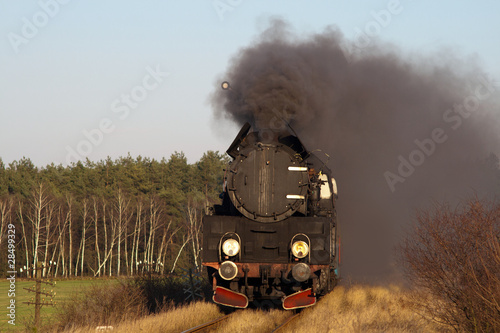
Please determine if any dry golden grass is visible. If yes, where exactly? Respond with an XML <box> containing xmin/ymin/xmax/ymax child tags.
<box><xmin>216</xmin><ymin>308</ymin><xmax>291</xmax><ymax>333</ymax></box>
<box><xmin>58</xmin><ymin>285</ymin><xmax>454</xmax><ymax>333</ymax></box>
<box><xmin>61</xmin><ymin>301</ymin><xmax>222</xmax><ymax>333</ymax></box>
<box><xmin>288</xmin><ymin>285</ymin><xmax>452</xmax><ymax>333</ymax></box>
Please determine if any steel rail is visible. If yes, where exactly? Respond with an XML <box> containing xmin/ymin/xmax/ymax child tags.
<box><xmin>181</xmin><ymin>314</ymin><xmax>232</xmax><ymax>333</ymax></box>
<box><xmin>271</xmin><ymin>312</ymin><xmax>301</xmax><ymax>332</ymax></box>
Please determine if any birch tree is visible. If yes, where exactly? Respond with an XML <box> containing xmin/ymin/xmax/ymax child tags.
<box><xmin>27</xmin><ymin>183</ymin><xmax>50</xmax><ymax>273</ymax></box>
<box><xmin>0</xmin><ymin>196</ymin><xmax>13</xmax><ymax>249</ymax></box>
<box><xmin>92</xmin><ymin>197</ymin><xmax>102</xmax><ymax>276</ymax></box>
<box><xmin>18</xmin><ymin>202</ymin><xmax>30</xmax><ymax>277</ymax></box>
<box><xmin>145</xmin><ymin>195</ymin><xmax>162</xmax><ymax>267</ymax></box>
<box><xmin>66</xmin><ymin>194</ymin><xmax>74</xmax><ymax>277</ymax></box>
<box><xmin>52</xmin><ymin>204</ymin><xmax>69</xmax><ymax>277</ymax></box>
<box><xmin>113</xmin><ymin>189</ymin><xmax>130</xmax><ymax>276</ymax></box>
<box><xmin>185</xmin><ymin>195</ymin><xmax>203</xmax><ymax>270</ymax></box>
<box><xmin>75</xmin><ymin>199</ymin><xmax>89</xmax><ymax>277</ymax></box>
<box><xmin>156</xmin><ymin>220</ymin><xmax>180</xmax><ymax>274</ymax></box>
<box><xmin>130</xmin><ymin>198</ymin><xmax>143</xmax><ymax>275</ymax></box>
<box><xmin>42</xmin><ymin>201</ymin><xmax>55</xmax><ymax>277</ymax></box>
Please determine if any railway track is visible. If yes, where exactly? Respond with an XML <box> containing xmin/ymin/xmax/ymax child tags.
<box><xmin>181</xmin><ymin>309</ymin><xmax>301</xmax><ymax>332</ymax></box>
<box><xmin>180</xmin><ymin>314</ymin><xmax>232</xmax><ymax>333</ymax></box>
<box><xmin>271</xmin><ymin>312</ymin><xmax>301</xmax><ymax>332</ymax></box>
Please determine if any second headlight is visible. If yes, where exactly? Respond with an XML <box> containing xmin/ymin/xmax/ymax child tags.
<box><xmin>222</xmin><ymin>239</ymin><xmax>240</xmax><ymax>256</ymax></box>
<box><xmin>291</xmin><ymin>241</ymin><xmax>309</xmax><ymax>259</ymax></box>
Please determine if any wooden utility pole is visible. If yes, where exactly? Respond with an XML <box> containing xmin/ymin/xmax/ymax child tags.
<box><xmin>35</xmin><ymin>264</ymin><xmax>40</xmax><ymax>327</ymax></box>
<box><xmin>24</xmin><ymin>263</ymin><xmax>56</xmax><ymax>330</ymax></box>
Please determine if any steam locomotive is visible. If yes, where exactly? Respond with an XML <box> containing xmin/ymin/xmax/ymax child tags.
<box><xmin>202</xmin><ymin>121</ymin><xmax>339</xmax><ymax>310</ymax></box>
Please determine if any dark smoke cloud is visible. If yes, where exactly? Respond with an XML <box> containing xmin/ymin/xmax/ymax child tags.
<box><xmin>211</xmin><ymin>19</ymin><xmax>500</xmax><ymax>283</ymax></box>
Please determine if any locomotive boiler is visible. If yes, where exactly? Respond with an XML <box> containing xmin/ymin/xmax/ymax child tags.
<box><xmin>202</xmin><ymin>121</ymin><xmax>339</xmax><ymax>310</ymax></box>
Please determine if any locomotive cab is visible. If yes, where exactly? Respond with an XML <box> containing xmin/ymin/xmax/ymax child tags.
<box><xmin>202</xmin><ymin>123</ymin><xmax>339</xmax><ymax>310</ymax></box>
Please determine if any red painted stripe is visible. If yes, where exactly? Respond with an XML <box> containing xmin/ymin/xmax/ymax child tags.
<box><xmin>282</xmin><ymin>288</ymin><xmax>316</xmax><ymax>310</ymax></box>
<box><xmin>213</xmin><ymin>286</ymin><xmax>249</xmax><ymax>308</ymax></box>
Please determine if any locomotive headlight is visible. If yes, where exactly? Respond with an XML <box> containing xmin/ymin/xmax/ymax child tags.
<box><xmin>222</xmin><ymin>239</ymin><xmax>240</xmax><ymax>256</ymax></box>
<box><xmin>219</xmin><ymin>261</ymin><xmax>238</xmax><ymax>280</ymax></box>
<box><xmin>292</xmin><ymin>241</ymin><xmax>309</xmax><ymax>259</ymax></box>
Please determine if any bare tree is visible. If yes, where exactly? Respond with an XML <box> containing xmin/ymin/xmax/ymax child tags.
<box><xmin>113</xmin><ymin>189</ymin><xmax>130</xmax><ymax>276</ymax></box>
<box><xmin>108</xmin><ymin>207</ymin><xmax>116</xmax><ymax>277</ymax></box>
<box><xmin>27</xmin><ymin>183</ymin><xmax>51</xmax><ymax>272</ymax></box>
<box><xmin>42</xmin><ymin>201</ymin><xmax>56</xmax><ymax>277</ymax></box>
<box><xmin>101</xmin><ymin>200</ymin><xmax>108</xmax><ymax>276</ymax></box>
<box><xmin>400</xmin><ymin>198</ymin><xmax>500</xmax><ymax>332</ymax></box>
<box><xmin>145</xmin><ymin>195</ymin><xmax>162</xmax><ymax>267</ymax></box>
<box><xmin>185</xmin><ymin>195</ymin><xmax>203</xmax><ymax>270</ymax></box>
<box><xmin>66</xmin><ymin>194</ymin><xmax>74</xmax><ymax>277</ymax></box>
<box><xmin>50</xmin><ymin>204</ymin><xmax>68</xmax><ymax>277</ymax></box>
<box><xmin>92</xmin><ymin>197</ymin><xmax>102</xmax><ymax>276</ymax></box>
<box><xmin>18</xmin><ymin>202</ymin><xmax>31</xmax><ymax>277</ymax></box>
<box><xmin>0</xmin><ymin>196</ymin><xmax>14</xmax><ymax>250</ymax></box>
<box><xmin>170</xmin><ymin>235</ymin><xmax>190</xmax><ymax>274</ymax></box>
<box><xmin>130</xmin><ymin>198</ymin><xmax>143</xmax><ymax>275</ymax></box>
<box><xmin>75</xmin><ymin>199</ymin><xmax>89</xmax><ymax>277</ymax></box>
<box><xmin>92</xmin><ymin>199</ymin><xmax>120</xmax><ymax>277</ymax></box>
<box><xmin>95</xmin><ymin>194</ymin><xmax>127</xmax><ymax>277</ymax></box>
<box><xmin>156</xmin><ymin>220</ymin><xmax>179</xmax><ymax>274</ymax></box>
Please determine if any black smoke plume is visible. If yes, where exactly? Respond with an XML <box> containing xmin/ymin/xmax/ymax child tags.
<box><xmin>211</xmin><ymin>19</ymin><xmax>500</xmax><ymax>283</ymax></box>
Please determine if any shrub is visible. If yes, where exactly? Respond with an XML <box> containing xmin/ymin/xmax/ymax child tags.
<box><xmin>131</xmin><ymin>272</ymin><xmax>213</xmax><ymax>313</ymax></box>
<box><xmin>56</xmin><ymin>271</ymin><xmax>213</xmax><ymax>331</ymax></box>
<box><xmin>56</xmin><ymin>280</ymin><xmax>146</xmax><ymax>331</ymax></box>
<box><xmin>400</xmin><ymin>198</ymin><xmax>500</xmax><ymax>332</ymax></box>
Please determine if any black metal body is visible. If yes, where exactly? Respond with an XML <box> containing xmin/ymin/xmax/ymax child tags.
<box><xmin>203</xmin><ymin>215</ymin><xmax>333</xmax><ymax>264</ymax></box>
<box><xmin>202</xmin><ymin>123</ymin><xmax>339</xmax><ymax>307</ymax></box>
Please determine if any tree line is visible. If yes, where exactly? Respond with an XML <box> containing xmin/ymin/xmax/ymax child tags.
<box><xmin>0</xmin><ymin>151</ymin><xmax>229</xmax><ymax>278</ymax></box>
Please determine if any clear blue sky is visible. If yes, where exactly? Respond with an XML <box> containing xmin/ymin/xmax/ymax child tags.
<box><xmin>1</xmin><ymin>0</ymin><xmax>499</xmax><ymax>166</ymax></box>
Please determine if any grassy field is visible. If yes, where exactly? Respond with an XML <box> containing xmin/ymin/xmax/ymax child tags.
<box><xmin>0</xmin><ymin>278</ymin><xmax>114</xmax><ymax>332</ymax></box>
<box><xmin>288</xmin><ymin>285</ymin><xmax>450</xmax><ymax>333</ymax></box>
<box><xmin>0</xmin><ymin>281</ymin><xmax>453</xmax><ymax>332</ymax></box>
<box><xmin>56</xmin><ymin>284</ymin><xmax>452</xmax><ymax>333</ymax></box>
<box><xmin>216</xmin><ymin>285</ymin><xmax>451</xmax><ymax>333</ymax></box>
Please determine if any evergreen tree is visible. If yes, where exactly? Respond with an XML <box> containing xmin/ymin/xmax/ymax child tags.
<box><xmin>0</xmin><ymin>151</ymin><xmax>232</xmax><ymax>277</ymax></box>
